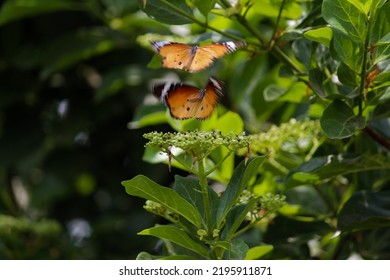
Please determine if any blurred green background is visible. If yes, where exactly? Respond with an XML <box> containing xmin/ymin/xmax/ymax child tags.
<box><xmin>3</xmin><ymin>0</ymin><xmax>389</xmax><ymax>260</ymax></box>
<box><xmin>0</xmin><ymin>0</ymin><xmax>182</xmax><ymax>259</ymax></box>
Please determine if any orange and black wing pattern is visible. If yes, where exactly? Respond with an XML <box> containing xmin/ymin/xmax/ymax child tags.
<box><xmin>151</xmin><ymin>41</ymin><xmax>195</xmax><ymax>72</ymax></box>
<box><xmin>151</xmin><ymin>41</ymin><xmax>246</xmax><ymax>73</ymax></box>
<box><xmin>190</xmin><ymin>41</ymin><xmax>247</xmax><ymax>73</ymax></box>
<box><xmin>153</xmin><ymin>77</ymin><xmax>224</xmax><ymax>120</ymax></box>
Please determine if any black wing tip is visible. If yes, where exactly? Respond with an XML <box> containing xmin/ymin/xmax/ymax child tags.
<box><xmin>221</xmin><ymin>40</ymin><xmax>247</xmax><ymax>51</ymax></box>
<box><xmin>150</xmin><ymin>40</ymin><xmax>174</xmax><ymax>52</ymax></box>
<box><xmin>151</xmin><ymin>83</ymin><xmax>164</xmax><ymax>98</ymax></box>
<box><xmin>208</xmin><ymin>76</ymin><xmax>225</xmax><ymax>98</ymax></box>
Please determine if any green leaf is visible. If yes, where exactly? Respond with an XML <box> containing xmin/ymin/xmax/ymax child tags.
<box><xmin>174</xmin><ymin>176</ymin><xmax>203</xmax><ymax>210</ymax></box>
<box><xmin>136</xmin><ymin>252</ymin><xmax>198</xmax><ymax>261</ymax></box>
<box><xmin>264</xmin><ymin>84</ymin><xmax>286</xmax><ymax>101</ymax></box>
<box><xmin>320</xmin><ymin>100</ymin><xmax>366</xmax><ymax>139</ymax></box>
<box><xmin>128</xmin><ymin>104</ymin><xmax>167</xmax><ymax>129</ymax></box>
<box><xmin>159</xmin><ymin>255</ymin><xmax>198</xmax><ymax>260</ymax></box>
<box><xmin>373</xmin><ymin>32</ymin><xmax>390</xmax><ymax>64</ymax></box>
<box><xmin>347</xmin><ymin>0</ymin><xmax>372</xmax><ymax>16</ymax></box>
<box><xmin>142</xmin><ymin>146</ymin><xmax>227</xmax><ymax>182</ymax></box>
<box><xmin>192</xmin><ymin>0</ymin><xmax>217</xmax><ymax>16</ymax></box>
<box><xmin>337</xmin><ymin>62</ymin><xmax>360</xmax><ymax>87</ymax></box>
<box><xmin>201</xmin><ymin>111</ymin><xmax>244</xmax><ymax>135</ymax></box>
<box><xmin>308</xmin><ymin>69</ymin><xmax>327</xmax><ymax>98</ymax></box>
<box><xmin>331</xmin><ymin>29</ymin><xmax>363</xmax><ymax>73</ymax></box>
<box><xmin>139</xmin><ymin>225</ymin><xmax>209</xmax><ymax>258</ymax></box>
<box><xmin>304</xmin><ymin>27</ymin><xmax>333</xmax><ymax>48</ymax></box>
<box><xmin>226</xmin><ymin>238</ymin><xmax>249</xmax><ymax>260</ymax></box>
<box><xmin>199</xmin><ymin>112</ymin><xmax>244</xmax><ymax>184</ymax></box>
<box><xmin>322</xmin><ymin>0</ymin><xmax>367</xmax><ymax>42</ymax></box>
<box><xmin>221</xmin><ymin>201</ymin><xmax>256</xmax><ymax>240</ymax></box>
<box><xmin>141</xmin><ymin>0</ymin><xmax>193</xmax><ymax>25</ymax></box>
<box><xmin>247</xmin><ymin>0</ymin><xmax>302</xmax><ymax>20</ymax></box>
<box><xmin>284</xmin><ymin>186</ymin><xmax>330</xmax><ymax>216</ymax></box>
<box><xmin>122</xmin><ymin>175</ymin><xmax>203</xmax><ymax>228</ymax></box>
<box><xmin>372</xmin><ymin>71</ymin><xmax>390</xmax><ymax>91</ymax></box>
<box><xmin>217</xmin><ymin>156</ymin><xmax>266</xmax><ymax>226</ymax></box>
<box><xmin>285</xmin><ymin>154</ymin><xmax>390</xmax><ymax>189</ymax></box>
<box><xmin>370</xmin><ymin>1</ymin><xmax>390</xmax><ymax>45</ymax></box>
<box><xmin>174</xmin><ymin>175</ymin><xmax>219</xmax><ymax>226</ymax></box>
<box><xmin>373</xmin><ymin>96</ymin><xmax>390</xmax><ymax>120</ymax></box>
<box><xmin>338</xmin><ymin>190</ymin><xmax>390</xmax><ymax>231</ymax></box>
<box><xmin>279</xmin><ymin>82</ymin><xmax>308</xmax><ymax>103</ymax></box>
<box><xmin>245</xmin><ymin>245</ymin><xmax>273</xmax><ymax>260</ymax></box>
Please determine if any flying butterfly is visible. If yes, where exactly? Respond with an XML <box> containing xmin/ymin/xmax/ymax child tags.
<box><xmin>150</xmin><ymin>41</ymin><xmax>247</xmax><ymax>73</ymax></box>
<box><xmin>153</xmin><ymin>77</ymin><xmax>224</xmax><ymax>120</ymax></box>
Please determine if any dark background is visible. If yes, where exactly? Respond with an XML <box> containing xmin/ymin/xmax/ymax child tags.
<box><xmin>0</xmin><ymin>1</ymin><xmax>174</xmax><ymax>259</ymax></box>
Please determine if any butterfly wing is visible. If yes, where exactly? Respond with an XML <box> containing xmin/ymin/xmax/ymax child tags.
<box><xmin>194</xmin><ymin>77</ymin><xmax>224</xmax><ymax>120</ymax></box>
<box><xmin>153</xmin><ymin>82</ymin><xmax>203</xmax><ymax>120</ymax></box>
<box><xmin>151</xmin><ymin>41</ymin><xmax>195</xmax><ymax>71</ymax></box>
<box><xmin>189</xmin><ymin>41</ymin><xmax>247</xmax><ymax>73</ymax></box>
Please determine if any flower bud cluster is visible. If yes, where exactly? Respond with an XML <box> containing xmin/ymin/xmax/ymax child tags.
<box><xmin>144</xmin><ymin>130</ymin><xmax>250</xmax><ymax>160</ymax></box>
<box><xmin>144</xmin><ymin>200</ymin><xmax>178</xmax><ymax>222</ymax></box>
<box><xmin>247</xmin><ymin>119</ymin><xmax>322</xmax><ymax>155</ymax></box>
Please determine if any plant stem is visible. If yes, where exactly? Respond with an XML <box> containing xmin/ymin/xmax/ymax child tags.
<box><xmin>205</xmin><ymin>150</ymin><xmax>233</xmax><ymax>176</ymax></box>
<box><xmin>364</xmin><ymin>126</ymin><xmax>390</xmax><ymax>151</ymax></box>
<box><xmin>172</xmin><ymin>154</ymin><xmax>198</xmax><ymax>175</ymax></box>
<box><xmin>197</xmin><ymin>158</ymin><xmax>213</xmax><ymax>235</ymax></box>
<box><xmin>271</xmin><ymin>0</ymin><xmax>287</xmax><ymax>43</ymax></box>
<box><xmin>358</xmin><ymin>2</ymin><xmax>378</xmax><ymax>116</ymax></box>
<box><xmin>232</xmin><ymin>213</ymin><xmax>269</xmax><ymax>239</ymax></box>
<box><xmin>218</xmin><ymin>0</ymin><xmax>305</xmax><ymax>74</ymax></box>
<box><xmin>358</xmin><ymin>29</ymin><xmax>370</xmax><ymax>116</ymax></box>
<box><xmin>159</xmin><ymin>0</ymin><xmax>257</xmax><ymax>44</ymax></box>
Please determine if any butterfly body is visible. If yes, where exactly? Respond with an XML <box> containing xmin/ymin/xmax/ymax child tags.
<box><xmin>153</xmin><ymin>77</ymin><xmax>224</xmax><ymax>120</ymax></box>
<box><xmin>151</xmin><ymin>41</ymin><xmax>246</xmax><ymax>73</ymax></box>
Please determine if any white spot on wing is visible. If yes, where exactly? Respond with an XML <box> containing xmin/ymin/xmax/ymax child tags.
<box><xmin>223</xmin><ymin>41</ymin><xmax>238</xmax><ymax>52</ymax></box>
<box><xmin>223</xmin><ymin>41</ymin><xmax>246</xmax><ymax>52</ymax></box>
<box><xmin>209</xmin><ymin>77</ymin><xmax>223</xmax><ymax>90</ymax></box>
<box><xmin>161</xmin><ymin>82</ymin><xmax>174</xmax><ymax>101</ymax></box>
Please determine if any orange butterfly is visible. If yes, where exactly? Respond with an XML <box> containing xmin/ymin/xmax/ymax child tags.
<box><xmin>153</xmin><ymin>77</ymin><xmax>224</xmax><ymax>120</ymax></box>
<box><xmin>151</xmin><ymin>41</ymin><xmax>246</xmax><ymax>73</ymax></box>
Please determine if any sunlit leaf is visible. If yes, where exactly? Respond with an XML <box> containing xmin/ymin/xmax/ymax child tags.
<box><xmin>173</xmin><ymin>175</ymin><xmax>220</xmax><ymax>226</ymax></box>
<box><xmin>128</xmin><ymin>104</ymin><xmax>167</xmax><ymax>129</ymax></box>
<box><xmin>217</xmin><ymin>156</ymin><xmax>266</xmax><ymax>226</ymax></box>
<box><xmin>285</xmin><ymin>154</ymin><xmax>390</xmax><ymax>189</ymax></box>
<box><xmin>139</xmin><ymin>225</ymin><xmax>209</xmax><ymax>258</ymax></box>
<box><xmin>192</xmin><ymin>0</ymin><xmax>217</xmax><ymax>16</ymax></box>
<box><xmin>245</xmin><ymin>245</ymin><xmax>273</xmax><ymax>260</ymax></box>
<box><xmin>331</xmin><ymin>30</ymin><xmax>363</xmax><ymax>73</ymax></box>
<box><xmin>323</xmin><ymin>0</ymin><xmax>367</xmax><ymax>42</ymax></box>
<box><xmin>304</xmin><ymin>27</ymin><xmax>333</xmax><ymax>48</ymax></box>
<box><xmin>122</xmin><ymin>175</ymin><xmax>203</xmax><ymax>228</ymax></box>
<box><xmin>220</xmin><ymin>201</ymin><xmax>256</xmax><ymax>240</ymax></box>
<box><xmin>247</xmin><ymin>0</ymin><xmax>302</xmax><ymax>20</ymax></box>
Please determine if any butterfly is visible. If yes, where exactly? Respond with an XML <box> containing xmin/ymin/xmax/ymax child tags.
<box><xmin>150</xmin><ymin>41</ymin><xmax>246</xmax><ymax>73</ymax></box>
<box><xmin>153</xmin><ymin>77</ymin><xmax>224</xmax><ymax>120</ymax></box>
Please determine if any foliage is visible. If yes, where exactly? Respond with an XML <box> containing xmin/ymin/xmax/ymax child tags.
<box><xmin>0</xmin><ymin>0</ymin><xmax>389</xmax><ymax>259</ymax></box>
<box><xmin>124</xmin><ymin>0</ymin><xmax>390</xmax><ymax>259</ymax></box>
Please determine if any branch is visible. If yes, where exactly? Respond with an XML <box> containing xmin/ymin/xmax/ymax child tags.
<box><xmin>364</xmin><ymin>126</ymin><xmax>390</xmax><ymax>151</ymax></box>
<box><xmin>219</xmin><ymin>0</ymin><xmax>305</xmax><ymax>74</ymax></box>
<box><xmin>159</xmin><ymin>0</ymin><xmax>259</xmax><ymax>45</ymax></box>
